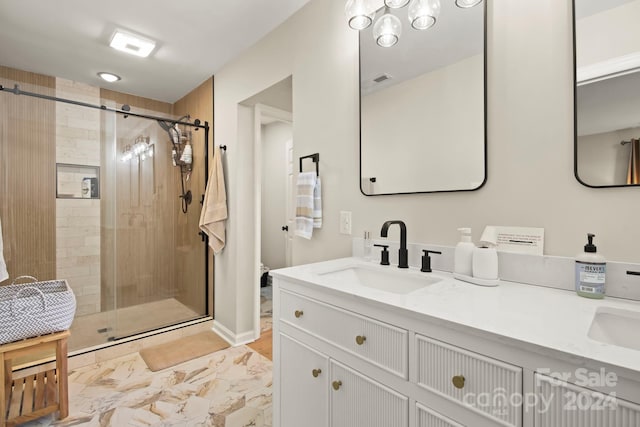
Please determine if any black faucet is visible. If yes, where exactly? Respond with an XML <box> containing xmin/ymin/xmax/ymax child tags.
<box><xmin>380</xmin><ymin>220</ymin><xmax>408</xmax><ymax>269</ymax></box>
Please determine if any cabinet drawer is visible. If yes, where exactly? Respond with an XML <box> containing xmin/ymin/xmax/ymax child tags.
<box><xmin>416</xmin><ymin>402</ymin><xmax>464</xmax><ymax>427</ymax></box>
<box><xmin>535</xmin><ymin>373</ymin><xmax>640</xmax><ymax>427</ymax></box>
<box><xmin>415</xmin><ymin>334</ymin><xmax>522</xmax><ymax>427</ymax></box>
<box><xmin>280</xmin><ymin>290</ymin><xmax>408</xmax><ymax>378</ymax></box>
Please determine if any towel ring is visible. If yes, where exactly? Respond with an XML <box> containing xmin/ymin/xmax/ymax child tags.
<box><xmin>299</xmin><ymin>153</ymin><xmax>319</xmax><ymax>176</ymax></box>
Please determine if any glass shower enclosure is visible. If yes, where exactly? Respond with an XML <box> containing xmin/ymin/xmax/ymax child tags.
<box><xmin>0</xmin><ymin>75</ymin><xmax>210</xmax><ymax>353</ymax></box>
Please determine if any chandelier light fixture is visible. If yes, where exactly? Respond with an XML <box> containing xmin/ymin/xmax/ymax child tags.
<box><xmin>455</xmin><ymin>0</ymin><xmax>482</xmax><ymax>8</ymax></box>
<box><xmin>345</xmin><ymin>0</ymin><xmax>482</xmax><ymax>47</ymax></box>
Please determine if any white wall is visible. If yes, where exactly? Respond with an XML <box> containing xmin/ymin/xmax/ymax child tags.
<box><xmin>213</xmin><ymin>0</ymin><xmax>640</xmax><ymax>341</ymax></box>
<box><xmin>261</xmin><ymin>121</ymin><xmax>292</xmax><ymax>270</ymax></box>
<box><xmin>362</xmin><ymin>55</ymin><xmax>484</xmax><ymax>193</ymax></box>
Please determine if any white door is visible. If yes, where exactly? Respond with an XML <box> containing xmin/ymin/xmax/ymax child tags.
<box><xmin>330</xmin><ymin>359</ymin><xmax>409</xmax><ymax>427</ymax></box>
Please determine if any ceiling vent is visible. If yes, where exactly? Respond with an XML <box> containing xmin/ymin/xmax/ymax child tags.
<box><xmin>373</xmin><ymin>74</ymin><xmax>392</xmax><ymax>84</ymax></box>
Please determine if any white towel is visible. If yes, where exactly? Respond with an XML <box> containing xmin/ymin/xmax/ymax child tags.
<box><xmin>295</xmin><ymin>172</ymin><xmax>317</xmax><ymax>239</ymax></box>
<box><xmin>199</xmin><ymin>146</ymin><xmax>228</xmax><ymax>254</ymax></box>
<box><xmin>313</xmin><ymin>177</ymin><xmax>322</xmax><ymax>229</ymax></box>
<box><xmin>0</xmin><ymin>217</ymin><xmax>8</xmax><ymax>282</ymax></box>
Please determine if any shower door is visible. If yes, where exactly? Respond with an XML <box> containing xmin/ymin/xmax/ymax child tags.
<box><xmin>105</xmin><ymin>108</ymin><xmax>208</xmax><ymax>341</ymax></box>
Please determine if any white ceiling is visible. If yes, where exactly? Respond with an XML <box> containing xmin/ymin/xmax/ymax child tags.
<box><xmin>0</xmin><ymin>0</ymin><xmax>310</xmax><ymax>103</ymax></box>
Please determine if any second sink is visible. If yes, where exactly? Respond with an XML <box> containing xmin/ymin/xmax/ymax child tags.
<box><xmin>588</xmin><ymin>307</ymin><xmax>640</xmax><ymax>351</ymax></box>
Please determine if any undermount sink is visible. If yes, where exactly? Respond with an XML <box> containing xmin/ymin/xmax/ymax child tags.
<box><xmin>316</xmin><ymin>265</ymin><xmax>441</xmax><ymax>294</ymax></box>
<box><xmin>588</xmin><ymin>307</ymin><xmax>640</xmax><ymax>351</ymax></box>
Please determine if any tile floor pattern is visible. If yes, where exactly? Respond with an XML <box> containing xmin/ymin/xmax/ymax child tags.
<box><xmin>259</xmin><ymin>286</ymin><xmax>272</xmax><ymax>333</ymax></box>
<box><xmin>19</xmin><ymin>285</ymin><xmax>275</xmax><ymax>426</ymax></box>
<box><xmin>22</xmin><ymin>345</ymin><xmax>273</xmax><ymax>427</ymax></box>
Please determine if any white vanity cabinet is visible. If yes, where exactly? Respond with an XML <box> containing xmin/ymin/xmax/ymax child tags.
<box><xmin>275</xmin><ymin>287</ymin><xmax>410</xmax><ymax>427</ymax></box>
<box><xmin>274</xmin><ymin>283</ymin><xmax>468</xmax><ymax>427</ymax></box>
<box><xmin>534</xmin><ymin>373</ymin><xmax>640</xmax><ymax>426</ymax></box>
<box><xmin>272</xmin><ymin>267</ymin><xmax>640</xmax><ymax>427</ymax></box>
<box><xmin>278</xmin><ymin>331</ymin><xmax>410</xmax><ymax>427</ymax></box>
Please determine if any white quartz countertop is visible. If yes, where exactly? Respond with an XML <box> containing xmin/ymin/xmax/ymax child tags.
<box><xmin>270</xmin><ymin>257</ymin><xmax>640</xmax><ymax>376</ymax></box>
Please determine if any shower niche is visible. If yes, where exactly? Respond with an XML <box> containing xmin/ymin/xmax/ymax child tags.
<box><xmin>56</xmin><ymin>163</ymin><xmax>100</xmax><ymax>199</ymax></box>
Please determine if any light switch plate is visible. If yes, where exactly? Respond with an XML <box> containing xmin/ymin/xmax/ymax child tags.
<box><xmin>340</xmin><ymin>211</ymin><xmax>352</xmax><ymax>235</ymax></box>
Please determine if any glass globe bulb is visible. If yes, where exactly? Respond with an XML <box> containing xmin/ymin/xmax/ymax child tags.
<box><xmin>408</xmin><ymin>0</ymin><xmax>440</xmax><ymax>30</ymax></box>
<box><xmin>455</xmin><ymin>0</ymin><xmax>482</xmax><ymax>8</ymax></box>
<box><xmin>373</xmin><ymin>9</ymin><xmax>402</xmax><ymax>47</ymax></box>
<box><xmin>345</xmin><ymin>0</ymin><xmax>376</xmax><ymax>30</ymax></box>
<box><xmin>384</xmin><ymin>0</ymin><xmax>410</xmax><ymax>8</ymax></box>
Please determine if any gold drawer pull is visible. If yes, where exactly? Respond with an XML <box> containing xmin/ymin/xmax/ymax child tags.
<box><xmin>332</xmin><ymin>380</ymin><xmax>342</xmax><ymax>391</ymax></box>
<box><xmin>355</xmin><ymin>335</ymin><xmax>366</xmax><ymax>345</ymax></box>
<box><xmin>294</xmin><ymin>310</ymin><xmax>304</xmax><ymax>318</ymax></box>
<box><xmin>452</xmin><ymin>375</ymin><xmax>465</xmax><ymax>389</ymax></box>
<box><xmin>312</xmin><ymin>369</ymin><xmax>322</xmax><ymax>378</ymax></box>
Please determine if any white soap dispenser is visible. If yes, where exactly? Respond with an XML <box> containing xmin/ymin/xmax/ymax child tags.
<box><xmin>471</xmin><ymin>226</ymin><xmax>499</xmax><ymax>285</ymax></box>
<box><xmin>454</xmin><ymin>228</ymin><xmax>474</xmax><ymax>276</ymax></box>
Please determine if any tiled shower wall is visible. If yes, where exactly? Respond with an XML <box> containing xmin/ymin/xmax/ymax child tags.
<box><xmin>55</xmin><ymin>78</ymin><xmax>101</xmax><ymax>316</ymax></box>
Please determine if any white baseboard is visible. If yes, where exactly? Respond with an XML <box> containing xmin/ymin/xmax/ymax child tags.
<box><xmin>212</xmin><ymin>320</ymin><xmax>257</xmax><ymax>346</ymax></box>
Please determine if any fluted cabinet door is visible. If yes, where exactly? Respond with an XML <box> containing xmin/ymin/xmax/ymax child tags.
<box><xmin>534</xmin><ymin>373</ymin><xmax>640</xmax><ymax>427</ymax></box>
<box><xmin>330</xmin><ymin>360</ymin><xmax>409</xmax><ymax>427</ymax></box>
<box><xmin>416</xmin><ymin>402</ymin><xmax>465</xmax><ymax>427</ymax></box>
<box><xmin>280</xmin><ymin>334</ymin><xmax>329</xmax><ymax>427</ymax></box>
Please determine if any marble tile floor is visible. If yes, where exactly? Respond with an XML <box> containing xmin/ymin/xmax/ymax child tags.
<box><xmin>21</xmin><ymin>344</ymin><xmax>273</xmax><ymax>427</ymax></box>
<box><xmin>259</xmin><ymin>285</ymin><xmax>272</xmax><ymax>333</ymax></box>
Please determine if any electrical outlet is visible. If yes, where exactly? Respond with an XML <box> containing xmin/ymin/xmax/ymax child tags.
<box><xmin>340</xmin><ymin>211</ymin><xmax>352</xmax><ymax>235</ymax></box>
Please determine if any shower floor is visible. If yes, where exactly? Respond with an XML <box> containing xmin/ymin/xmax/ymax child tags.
<box><xmin>69</xmin><ymin>298</ymin><xmax>202</xmax><ymax>352</ymax></box>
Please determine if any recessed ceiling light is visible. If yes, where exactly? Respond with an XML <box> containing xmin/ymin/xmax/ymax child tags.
<box><xmin>109</xmin><ymin>29</ymin><xmax>156</xmax><ymax>58</ymax></box>
<box><xmin>98</xmin><ymin>72</ymin><xmax>121</xmax><ymax>83</ymax></box>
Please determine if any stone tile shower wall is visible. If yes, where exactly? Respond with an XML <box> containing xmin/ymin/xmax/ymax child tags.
<box><xmin>55</xmin><ymin>78</ymin><xmax>101</xmax><ymax>316</ymax></box>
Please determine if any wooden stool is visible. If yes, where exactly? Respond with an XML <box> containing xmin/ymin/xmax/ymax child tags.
<box><xmin>0</xmin><ymin>331</ymin><xmax>69</xmax><ymax>427</ymax></box>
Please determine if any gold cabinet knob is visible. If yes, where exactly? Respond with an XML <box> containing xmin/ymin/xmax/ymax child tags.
<box><xmin>332</xmin><ymin>380</ymin><xmax>342</xmax><ymax>391</ymax></box>
<box><xmin>312</xmin><ymin>369</ymin><xmax>322</xmax><ymax>378</ymax></box>
<box><xmin>452</xmin><ymin>375</ymin><xmax>465</xmax><ymax>389</ymax></box>
<box><xmin>294</xmin><ymin>310</ymin><xmax>304</xmax><ymax>318</ymax></box>
<box><xmin>355</xmin><ymin>335</ymin><xmax>366</xmax><ymax>345</ymax></box>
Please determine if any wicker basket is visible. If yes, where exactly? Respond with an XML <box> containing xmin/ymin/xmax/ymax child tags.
<box><xmin>0</xmin><ymin>276</ymin><xmax>76</xmax><ymax>345</ymax></box>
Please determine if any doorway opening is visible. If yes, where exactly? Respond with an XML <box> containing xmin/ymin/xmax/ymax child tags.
<box><xmin>240</xmin><ymin>76</ymin><xmax>293</xmax><ymax>343</ymax></box>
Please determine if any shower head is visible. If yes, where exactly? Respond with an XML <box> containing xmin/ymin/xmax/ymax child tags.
<box><xmin>157</xmin><ymin>114</ymin><xmax>190</xmax><ymax>143</ymax></box>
